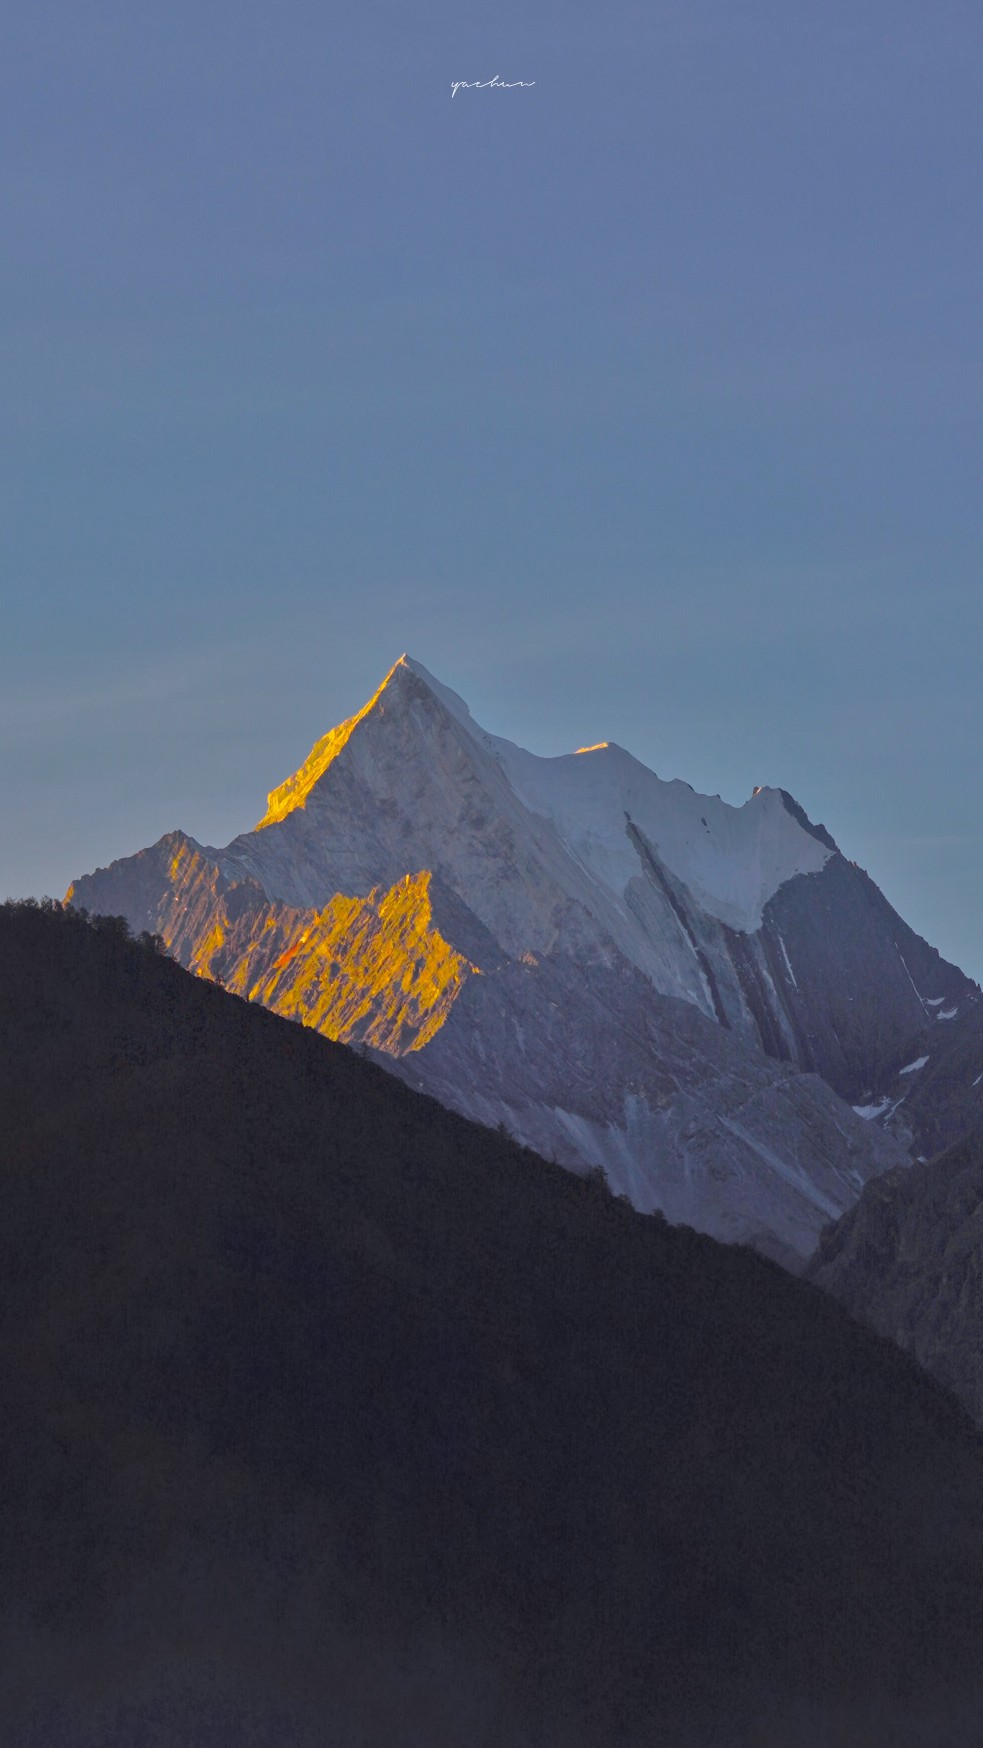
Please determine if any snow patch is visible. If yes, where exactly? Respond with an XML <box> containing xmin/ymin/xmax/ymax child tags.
<box><xmin>925</xmin><ymin>997</ymin><xmax>946</xmax><ymax>1007</ymax></box>
<box><xmin>896</xmin><ymin>953</ymin><xmax>925</xmax><ymax>1005</ymax></box>
<box><xmin>853</xmin><ymin>1099</ymin><xmax>893</xmax><ymax>1120</ymax></box>
<box><xmin>777</xmin><ymin>933</ymin><xmax>798</xmax><ymax>989</ymax></box>
<box><xmin>936</xmin><ymin>1007</ymin><xmax>958</xmax><ymax>1021</ymax></box>
<box><xmin>253</xmin><ymin>654</ymin><xmax>836</xmax><ymax>937</ymax></box>
<box><xmin>899</xmin><ymin>1055</ymin><xmax>929</xmax><ymax>1075</ymax></box>
<box><xmin>485</xmin><ymin>738</ymin><xmax>831</xmax><ymax>933</ymax></box>
<box><xmin>399</xmin><ymin>655</ymin><xmax>475</xmax><ymax>729</ymax></box>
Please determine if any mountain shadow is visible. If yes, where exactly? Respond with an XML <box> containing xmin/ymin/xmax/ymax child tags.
<box><xmin>809</xmin><ymin>1122</ymin><xmax>983</xmax><ymax>1431</ymax></box>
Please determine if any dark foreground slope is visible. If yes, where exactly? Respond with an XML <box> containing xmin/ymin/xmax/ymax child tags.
<box><xmin>809</xmin><ymin>1126</ymin><xmax>983</xmax><ymax>1430</ymax></box>
<box><xmin>2</xmin><ymin>902</ymin><xmax>983</xmax><ymax>1748</ymax></box>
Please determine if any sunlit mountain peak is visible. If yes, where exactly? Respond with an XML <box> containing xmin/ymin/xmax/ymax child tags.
<box><xmin>257</xmin><ymin>656</ymin><xmax>415</xmax><ymax>828</ymax></box>
<box><xmin>256</xmin><ymin>655</ymin><xmax>484</xmax><ymax>830</ymax></box>
<box><xmin>68</xmin><ymin>655</ymin><xmax>972</xmax><ymax>1261</ymax></box>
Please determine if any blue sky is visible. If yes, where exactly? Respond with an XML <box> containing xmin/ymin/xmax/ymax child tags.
<box><xmin>4</xmin><ymin>0</ymin><xmax>982</xmax><ymax>976</ymax></box>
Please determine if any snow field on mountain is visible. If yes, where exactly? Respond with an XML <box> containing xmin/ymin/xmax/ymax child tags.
<box><xmin>402</xmin><ymin>658</ymin><xmax>832</xmax><ymax>932</ymax></box>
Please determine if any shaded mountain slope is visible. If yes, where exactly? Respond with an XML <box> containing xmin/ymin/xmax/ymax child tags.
<box><xmin>2</xmin><ymin>900</ymin><xmax>983</xmax><ymax>1746</ymax></box>
<box><xmin>65</xmin><ymin>655</ymin><xmax>951</xmax><ymax>1259</ymax></box>
<box><xmin>846</xmin><ymin>990</ymin><xmax>983</xmax><ymax>1160</ymax></box>
<box><xmin>808</xmin><ymin>1125</ymin><xmax>983</xmax><ymax>1429</ymax></box>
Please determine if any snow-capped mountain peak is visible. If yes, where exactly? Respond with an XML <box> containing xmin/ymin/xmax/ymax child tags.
<box><xmin>255</xmin><ymin>657</ymin><xmax>835</xmax><ymax>934</ymax></box>
<box><xmin>67</xmin><ymin>656</ymin><xmax>976</xmax><ymax>1260</ymax></box>
<box><xmin>397</xmin><ymin>653</ymin><xmax>476</xmax><ymax>727</ymax></box>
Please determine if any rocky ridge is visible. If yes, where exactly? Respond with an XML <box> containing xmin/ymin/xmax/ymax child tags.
<box><xmin>67</xmin><ymin>655</ymin><xmax>968</xmax><ymax>1260</ymax></box>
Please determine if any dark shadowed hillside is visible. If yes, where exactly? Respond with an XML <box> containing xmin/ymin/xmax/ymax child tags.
<box><xmin>809</xmin><ymin>1126</ymin><xmax>983</xmax><ymax>1431</ymax></box>
<box><xmin>2</xmin><ymin>900</ymin><xmax>983</xmax><ymax>1747</ymax></box>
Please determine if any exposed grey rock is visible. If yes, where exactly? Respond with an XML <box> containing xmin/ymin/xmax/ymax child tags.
<box><xmin>846</xmin><ymin>994</ymin><xmax>983</xmax><ymax>1158</ymax></box>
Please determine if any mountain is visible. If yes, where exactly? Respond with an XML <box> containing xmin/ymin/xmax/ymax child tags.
<box><xmin>847</xmin><ymin>992</ymin><xmax>983</xmax><ymax>1160</ymax></box>
<box><xmin>68</xmin><ymin>654</ymin><xmax>972</xmax><ymax>1261</ymax></box>
<box><xmin>3</xmin><ymin>899</ymin><xmax>983</xmax><ymax>1746</ymax></box>
<box><xmin>808</xmin><ymin>1124</ymin><xmax>983</xmax><ymax>1429</ymax></box>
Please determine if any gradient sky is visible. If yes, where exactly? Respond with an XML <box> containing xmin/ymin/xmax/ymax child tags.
<box><xmin>4</xmin><ymin>0</ymin><xmax>982</xmax><ymax>977</ymax></box>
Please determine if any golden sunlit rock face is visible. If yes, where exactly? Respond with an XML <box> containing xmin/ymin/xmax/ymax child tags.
<box><xmin>63</xmin><ymin>656</ymin><xmax>960</xmax><ymax>1263</ymax></box>
<box><xmin>257</xmin><ymin>663</ymin><xmax>402</xmax><ymax>829</ymax></box>
<box><xmin>229</xmin><ymin>871</ymin><xmax>477</xmax><ymax>1054</ymax></box>
<box><xmin>76</xmin><ymin>834</ymin><xmax>477</xmax><ymax>1058</ymax></box>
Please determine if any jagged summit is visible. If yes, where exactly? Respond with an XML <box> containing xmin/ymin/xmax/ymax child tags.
<box><xmin>774</xmin><ymin>787</ymin><xmax>839</xmax><ymax>853</ymax></box>
<box><xmin>258</xmin><ymin>656</ymin><xmax>407</xmax><ymax>828</ymax></box>
<box><xmin>66</xmin><ymin>656</ymin><xmax>977</xmax><ymax>1259</ymax></box>
<box><xmin>256</xmin><ymin>655</ymin><xmax>476</xmax><ymax>830</ymax></box>
<box><xmin>398</xmin><ymin>653</ymin><xmax>475</xmax><ymax>724</ymax></box>
<box><xmin>252</xmin><ymin>656</ymin><xmax>834</xmax><ymax>933</ymax></box>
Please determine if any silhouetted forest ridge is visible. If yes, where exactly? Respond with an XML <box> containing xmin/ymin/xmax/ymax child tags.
<box><xmin>2</xmin><ymin>899</ymin><xmax>983</xmax><ymax>1746</ymax></box>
